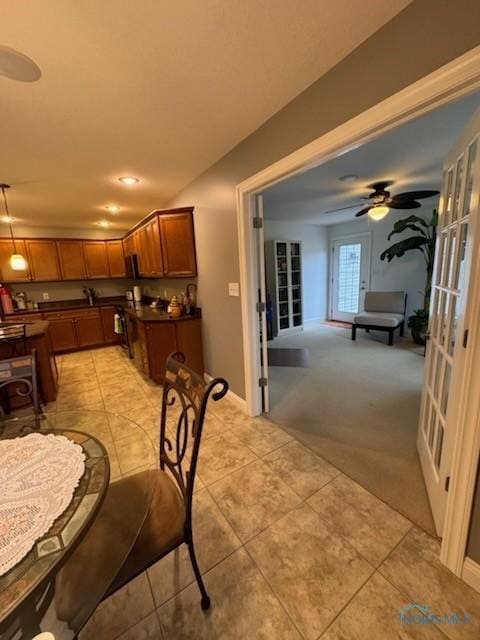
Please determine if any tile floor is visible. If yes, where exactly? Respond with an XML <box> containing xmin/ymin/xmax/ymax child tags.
<box><xmin>42</xmin><ymin>347</ymin><xmax>480</xmax><ymax>638</ymax></box>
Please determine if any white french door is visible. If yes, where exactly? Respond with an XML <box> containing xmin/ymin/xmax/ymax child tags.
<box><xmin>331</xmin><ymin>234</ymin><xmax>371</xmax><ymax>322</ymax></box>
<box><xmin>418</xmin><ymin>111</ymin><xmax>480</xmax><ymax>535</ymax></box>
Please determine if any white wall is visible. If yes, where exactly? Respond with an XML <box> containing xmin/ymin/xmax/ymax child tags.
<box><xmin>264</xmin><ymin>220</ymin><xmax>328</xmax><ymax>322</ymax></box>
<box><xmin>328</xmin><ymin>210</ymin><xmax>434</xmax><ymax>317</ymax></box>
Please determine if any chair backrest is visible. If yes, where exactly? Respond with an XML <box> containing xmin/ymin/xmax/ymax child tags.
<box><xmin>159</xmin><ymin>352</ymin><xmax>228</xmax><ymax>515</ymax></box>
<box><xmin>0</xmin><ymin>349</ymin><xmax>40</xmax><ymax>418</ymax></box>
<box><xmin>364</xmin><ymin>291</ymin><xmax>406</xmax><ymax>314</ymax></box>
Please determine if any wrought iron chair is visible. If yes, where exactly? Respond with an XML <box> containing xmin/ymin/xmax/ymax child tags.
<box><xmin>0</xmin><ymin>349</ymin><xmax>41</xmax><ymax>429</ymax></box>
<box><xmin>55</xmin><ymin>352</ymin><xmax>228</xmax><ymax>631</ymax></box>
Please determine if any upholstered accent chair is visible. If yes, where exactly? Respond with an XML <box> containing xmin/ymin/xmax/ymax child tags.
<box><xmin>351</xmin><ymin>291</ymin><xmax>407</xmax><ymax>346</ymax></box>
<box><xmin>55</xmin><ymin>352</ymin><xmax>228</xmax><ymax>632</ymax></box>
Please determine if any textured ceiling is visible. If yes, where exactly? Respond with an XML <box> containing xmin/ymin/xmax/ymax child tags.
<box><xmin>264</xmin><ymin>91</ymin><xmax>480</xmax><ymax>225</ymax></box>
<box><xmin>1</xmin><ymin>0</ymin><xmax>410</xmax><ymax>233</ymax></box>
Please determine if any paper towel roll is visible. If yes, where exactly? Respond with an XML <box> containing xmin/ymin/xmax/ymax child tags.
<box><xmin>133</xmin><ymin>285</ymin><xmax>142</xmax><ymax>302</ymax></box>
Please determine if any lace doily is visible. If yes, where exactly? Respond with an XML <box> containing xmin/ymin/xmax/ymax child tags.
<box><xmin>0</xmin><ymin>433</ymin><xmax>86</xmax><ymax>576</ymax></box>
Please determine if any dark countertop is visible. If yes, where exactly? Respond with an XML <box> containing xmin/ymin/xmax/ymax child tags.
<box><xmin>5</xmin><ymin>296</ymin><xmax>126</xmax><ymax>316</ymax></box>
<box><xmin>124</xmin><ymin>305</ymin><xmax>201</xmax><ymax>323</ymax></box>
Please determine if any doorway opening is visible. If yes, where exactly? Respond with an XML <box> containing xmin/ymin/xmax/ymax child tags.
<box><xmin>239</xmin><ymin>48</ymin><xmax>478</xmax><ymax>573</ymax></box>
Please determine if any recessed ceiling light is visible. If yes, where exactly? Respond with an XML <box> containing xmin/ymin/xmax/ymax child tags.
<box><xmin>97</xmin><ymin>220</ymin><xmax>110</xmax><ymax>227</ymax></box>
<box><xmin>105</xmin><ymin>205</ymin><xmax>121</xmax><ymax>213</ymax></box>
<box><xmin>2</xmin><ymin>215</ymin><xmax>14</xmax><ymax>223</ymax></box>
<box><xmin>339</xmin><ymin>174</ymin><xmax>358</xmax><ymax>183</ymax></box>
<box><xmin>118</xmin><ymin>176</ymin><xmax>139</xmax><ymax>185</ymax></box>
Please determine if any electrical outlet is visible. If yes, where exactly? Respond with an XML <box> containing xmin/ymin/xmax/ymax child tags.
<box><xmin>42</xmin><ymin>292</ymin><xmax>49</xmax><ymax>300</ymax></box>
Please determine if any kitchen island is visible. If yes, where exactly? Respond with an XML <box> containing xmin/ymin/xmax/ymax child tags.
<box><xmin>0</xmin><ymin>320</ymin><xmax>58</xmax><ymax>406</ymax></box>
<box><xmin>125</xmin><ymin>307</ymin><xmax>203</xmax><ymax>383</ymax></box>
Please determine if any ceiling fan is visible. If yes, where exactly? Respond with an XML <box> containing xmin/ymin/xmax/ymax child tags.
<box><xmin>322</xmin><ymin>180</ymin><xmax>439</xmax><ymax>221</ymax></box>
<box><xmin>354</xmin><ymin>181</ymin><xmax>439</xmax><ymax>220</ymax></box>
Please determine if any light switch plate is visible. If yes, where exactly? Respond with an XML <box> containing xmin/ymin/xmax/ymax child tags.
<box><xmin>228</xmin><ymin>282</ymin><xmax>240</xmax><ymax>297</ymax></box>
<box><xmin>42</xmin><ymin>292</ymin><xmax>49</xmax><ymax>300</ymax></box>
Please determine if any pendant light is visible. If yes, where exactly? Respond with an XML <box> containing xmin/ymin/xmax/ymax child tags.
<box><xmin>1</xmin><ymin>184</ymin><xmax>27</xmax><ymax>270</ymax></box>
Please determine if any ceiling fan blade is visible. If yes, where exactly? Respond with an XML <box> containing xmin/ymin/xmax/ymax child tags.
<box><xmin>321</xmin><ymin>203</ymin><xmax>364</xmax><ymax>215</ymax></box>
<box><xmin>391</xmin><ymin>190</ymin><xmax>439</xmax><ymax>202</ymax></box>
<box><xmin>355</xmin><ymin>206</ymin><xmax>373</xmax><ymax>218</ymax></box>
<box><xmin>389</xmin><ymin>201</ymin><xmax>421</xmax><ymax>210</ymax></box>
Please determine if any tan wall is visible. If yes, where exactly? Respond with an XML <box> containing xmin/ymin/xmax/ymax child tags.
<box><xmin>165</xmin><ymin>0</ymin><xmax>480</xmax><ymax>397</ymax></box>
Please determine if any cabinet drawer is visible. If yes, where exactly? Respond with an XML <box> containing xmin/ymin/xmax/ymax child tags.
<box><xmin>43</xmin><ymin>308</ymin><xmax>100</xmax><ymax>320</ymax></box>
<box><xmin>6</xmin><ymin>313</ymin><xmax>43</xmax><ymax>322</ymax></box>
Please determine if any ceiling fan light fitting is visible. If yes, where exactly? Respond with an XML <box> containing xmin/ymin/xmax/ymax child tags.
<box><xmin>368</xmin><ymin>205</ymin><xmax>389</xmax><ymax>221</ymax></box>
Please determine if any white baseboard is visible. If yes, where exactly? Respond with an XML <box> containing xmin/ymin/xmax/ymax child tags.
<box><xmin>204</xmin><ymin>372</ymin><xmax>247</xmax><ymax>412</ymax></box>
<box><xmin>462</xmin><ymin>557</ymin><xmax>480</xmax><ymax>593</ymax></box>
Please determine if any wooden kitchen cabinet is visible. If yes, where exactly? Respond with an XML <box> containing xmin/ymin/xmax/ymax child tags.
<box><xmin>83</xmin><ymin>241</ymin><xmax>110</xmax><ymax>279</ymax></box>
<box><xmin>75</xmin><ymin>312</ymin><xmax>105</xmax><ymax>347</ymax></box>
<box><xmin>123</xmin><ymin>234</ymin><xmax>135</xmax><ymax>257</ymax></box>
<box><xmin>106</xmin><ymin>240</ymin><xmax>125</xmax><ymax>277</ymax></box>
<box><xmin>0</xmin><ymin>239</ymin><xmax>31</xmax><ymax>282</ymax></box>
<box><xmin>159</xmin><ymin>211</ymin><xmax>197</xmax><ymax>277</ymax></box>
<box><xmin>57</xmin><ymin>241</ymin><xmax>87</xmax><ymax>280</ymax></box>
<box><xmin>26</xmin><ymin>240</ymin><xmax>61</xmax><ymax>281</ymax></box>
<box><xmin>131</xmin><ymin>316</ymin><xmax>203</xmax><ymax>383</ymax></box>
<box><xmin>100</xmin><ymin>306</ymin><xmax>121</xmax><ymax>344</ymax></box>
<box><xmin>47</xmin><ymin>319</ymin><xmax>78</xmax><ymax>352</ymax></box>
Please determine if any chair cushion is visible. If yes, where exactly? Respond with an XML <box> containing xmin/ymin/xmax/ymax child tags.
<box><xmin>354</xmin><ymin>312</ymin><xmax>404</xmax><ymax>328</ymax></box>
<box><xmin>55</xmin><ymin>469</ymin><xmax>185</xmax><ymax>629</ymax></box>
<box><xmin>364</xmin><ymin>291</ymin><xmax>405</xmax><ymax>314</ymax></box>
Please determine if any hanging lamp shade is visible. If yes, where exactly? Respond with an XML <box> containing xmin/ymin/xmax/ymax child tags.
<box><xmin>1</xmin><ymin>183</ymin><xmax>27</xmax><ymax>271</ymax></box>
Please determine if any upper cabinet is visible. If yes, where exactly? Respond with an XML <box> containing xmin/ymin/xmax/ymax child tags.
<box><xmin>83</xmin><ymin>241</ymin><xmax>110</xmax><ymax>279</ymax></box>
<box><xmin>159</xmin><ymin>211</ymin><xmax>197</xmax><ymax>277</ymax></box>
<box><xmin>26</xmin><ymin>240</ymin><xmax>61</xmax><ymax>281</ymax></box>
<box><xmin>106</xmin><ymin>240</ymin><xmax>126</xmax><ymax>277</ymax></box>
<box><xmin>0</xmin><ymin>239</ymin><xmax>31</xmax><ymax>282</ymax></box>
<box><xmin>57</xmin><ymin>240</ymin><xmax>87</xmax><ymax>280</ymax></box>
<box><xmin>0</xmin><ymin>206</ymin><xmax>197</xmax><ymax>283</ymax></box>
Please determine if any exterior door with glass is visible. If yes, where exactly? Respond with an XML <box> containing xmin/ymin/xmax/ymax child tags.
<box><xmin>331</xmin><ymin>234</ymin><xmax>371</xmax><ymax>322</ymax></box>
<box><xmin>418</xmin><ymin>112</ymin><xmax>480</xmax><ymax>535</ymax></box>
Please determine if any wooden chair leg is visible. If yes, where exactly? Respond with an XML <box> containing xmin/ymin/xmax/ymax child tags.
<box><xmin>351</xmin><ymin>325</ymin><xmax>357</xmax><ymax>341</ymax></box>
<box><xmin>400</xmin><ymin>322</ymin><xmax>405</xmax><ymax>337</ymax></box>
<box><xmin>388</xmin><ymin>329</ymin><xmax>394</xmax><ymax>346</ymax></box>
<box><xmin>185</xmin><ymin>533</ymin><xmax>211</xmax><ymax>610</ymax></box>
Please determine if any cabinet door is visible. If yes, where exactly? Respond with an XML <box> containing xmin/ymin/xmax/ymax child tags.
<box><xmin>136</xmin><ymin>226</ymin><xmax>151</xmax><ymax>276</ymax></box>
<box><xmin>144</xmin><ymin>322</ymin><xmax>177</xmax><ymax>382</ymax></box>
<box><xmin>83</xmin><ymin>241</ymin><xmax>110</xmax><ymax>279</ymax></box>
<box><xmin>106</xmin><ymin>241</ymin><xmax>125</xmax><ymax>278</ymax></box>
<box><xmin>75</xmin><ymin>314</ymin><xmax>105</xmax><ymax>347</ymax></box>
<box><xmin>57</xmin><ymin>241</ymin><xmax>87</xmax><ymax>280</ymax></box>
<box><xmin>123</xmin><ymin>234</ymin><xmax>135</xmax><ymax>257</ymax></box>
<box><xmin>0</xmin><ymin>239</ymin><xmax>31</xmax><ymax>282</ymax></box>
<box><xmin>147</xmin><ymin>218</ymin><xmax>164</xmax><ymax>276</ymax></box>
<box><xmin>159</xmin><ymin>212</ymin><xmax>197</xmax><ymax>277</ymax></box>
<box><xmin>100</xmin><ymin>306</ymin><xmax>120</xmax><ymax>344</ymax></box>
<box><xmin>26</xmin><ymin>240</ymin><xmax>61</xmax><ymax>281</ymax></box>
<box><xmin>176</xmin><ymin>318</ymin><xmax>204</xmax><ymax>374</ymax></box>
<box><xmin>48</xmin><ymin>319</ymin><xmax>77</xmax><ymax>352</ymax></box>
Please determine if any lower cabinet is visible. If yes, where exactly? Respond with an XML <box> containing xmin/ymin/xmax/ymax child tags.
<box><xmin>48</xmin><ymin>319</ymin><xmax>78</xmax><ymax>352</ymax></box>
<box><xmin>76</xmin><ymin>314</ymin><xmax>105</xmax><ymax>347</ymax></box>
<box><xmin>133</xmin><ymin>317</ymin><xmax>203</xmax><ymax>382</ymax></box>
<box><xmin>44</xmin><ymin>306</ymin><xmax>120</xmax><ymax>353</ymax></box>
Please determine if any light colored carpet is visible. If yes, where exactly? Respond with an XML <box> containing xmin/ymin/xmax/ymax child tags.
<box><xmin>267</xmin><ymin>322</ymin><xmax>435</xmax><ymax>535</ymax></box>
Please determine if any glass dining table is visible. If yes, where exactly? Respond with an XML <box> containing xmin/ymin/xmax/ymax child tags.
<box><xmin>0</xmin><ymin>410</ymin><xmax>158</xmax><ymax>640</ymax></box>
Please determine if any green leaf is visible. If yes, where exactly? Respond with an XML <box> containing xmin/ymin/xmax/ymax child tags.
<box><xmin>387</xmin><ymin>215</ymin><xmax>428</xmax><ymax>240</ymax></box>
<box><xmin>380</xmin><ymin>236</ymin><xmax>430</xmax><ymax>262</ymax></box>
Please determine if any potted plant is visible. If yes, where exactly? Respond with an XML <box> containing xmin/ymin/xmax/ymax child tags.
<box><xmin>380</xmin><ymin>209</ymin><xmax>438</xmax><ymax>345</ymax></box>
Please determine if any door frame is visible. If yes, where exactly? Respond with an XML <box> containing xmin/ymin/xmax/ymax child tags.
<box><xmin>236</xmin><ymin>44</ymin><xmax>480</xmax><ymax>578</ymax></box>
<box><xmin>329</xmin><ymin>231</ymin><xmax>372</xmax><ymax>321</ymax></box>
